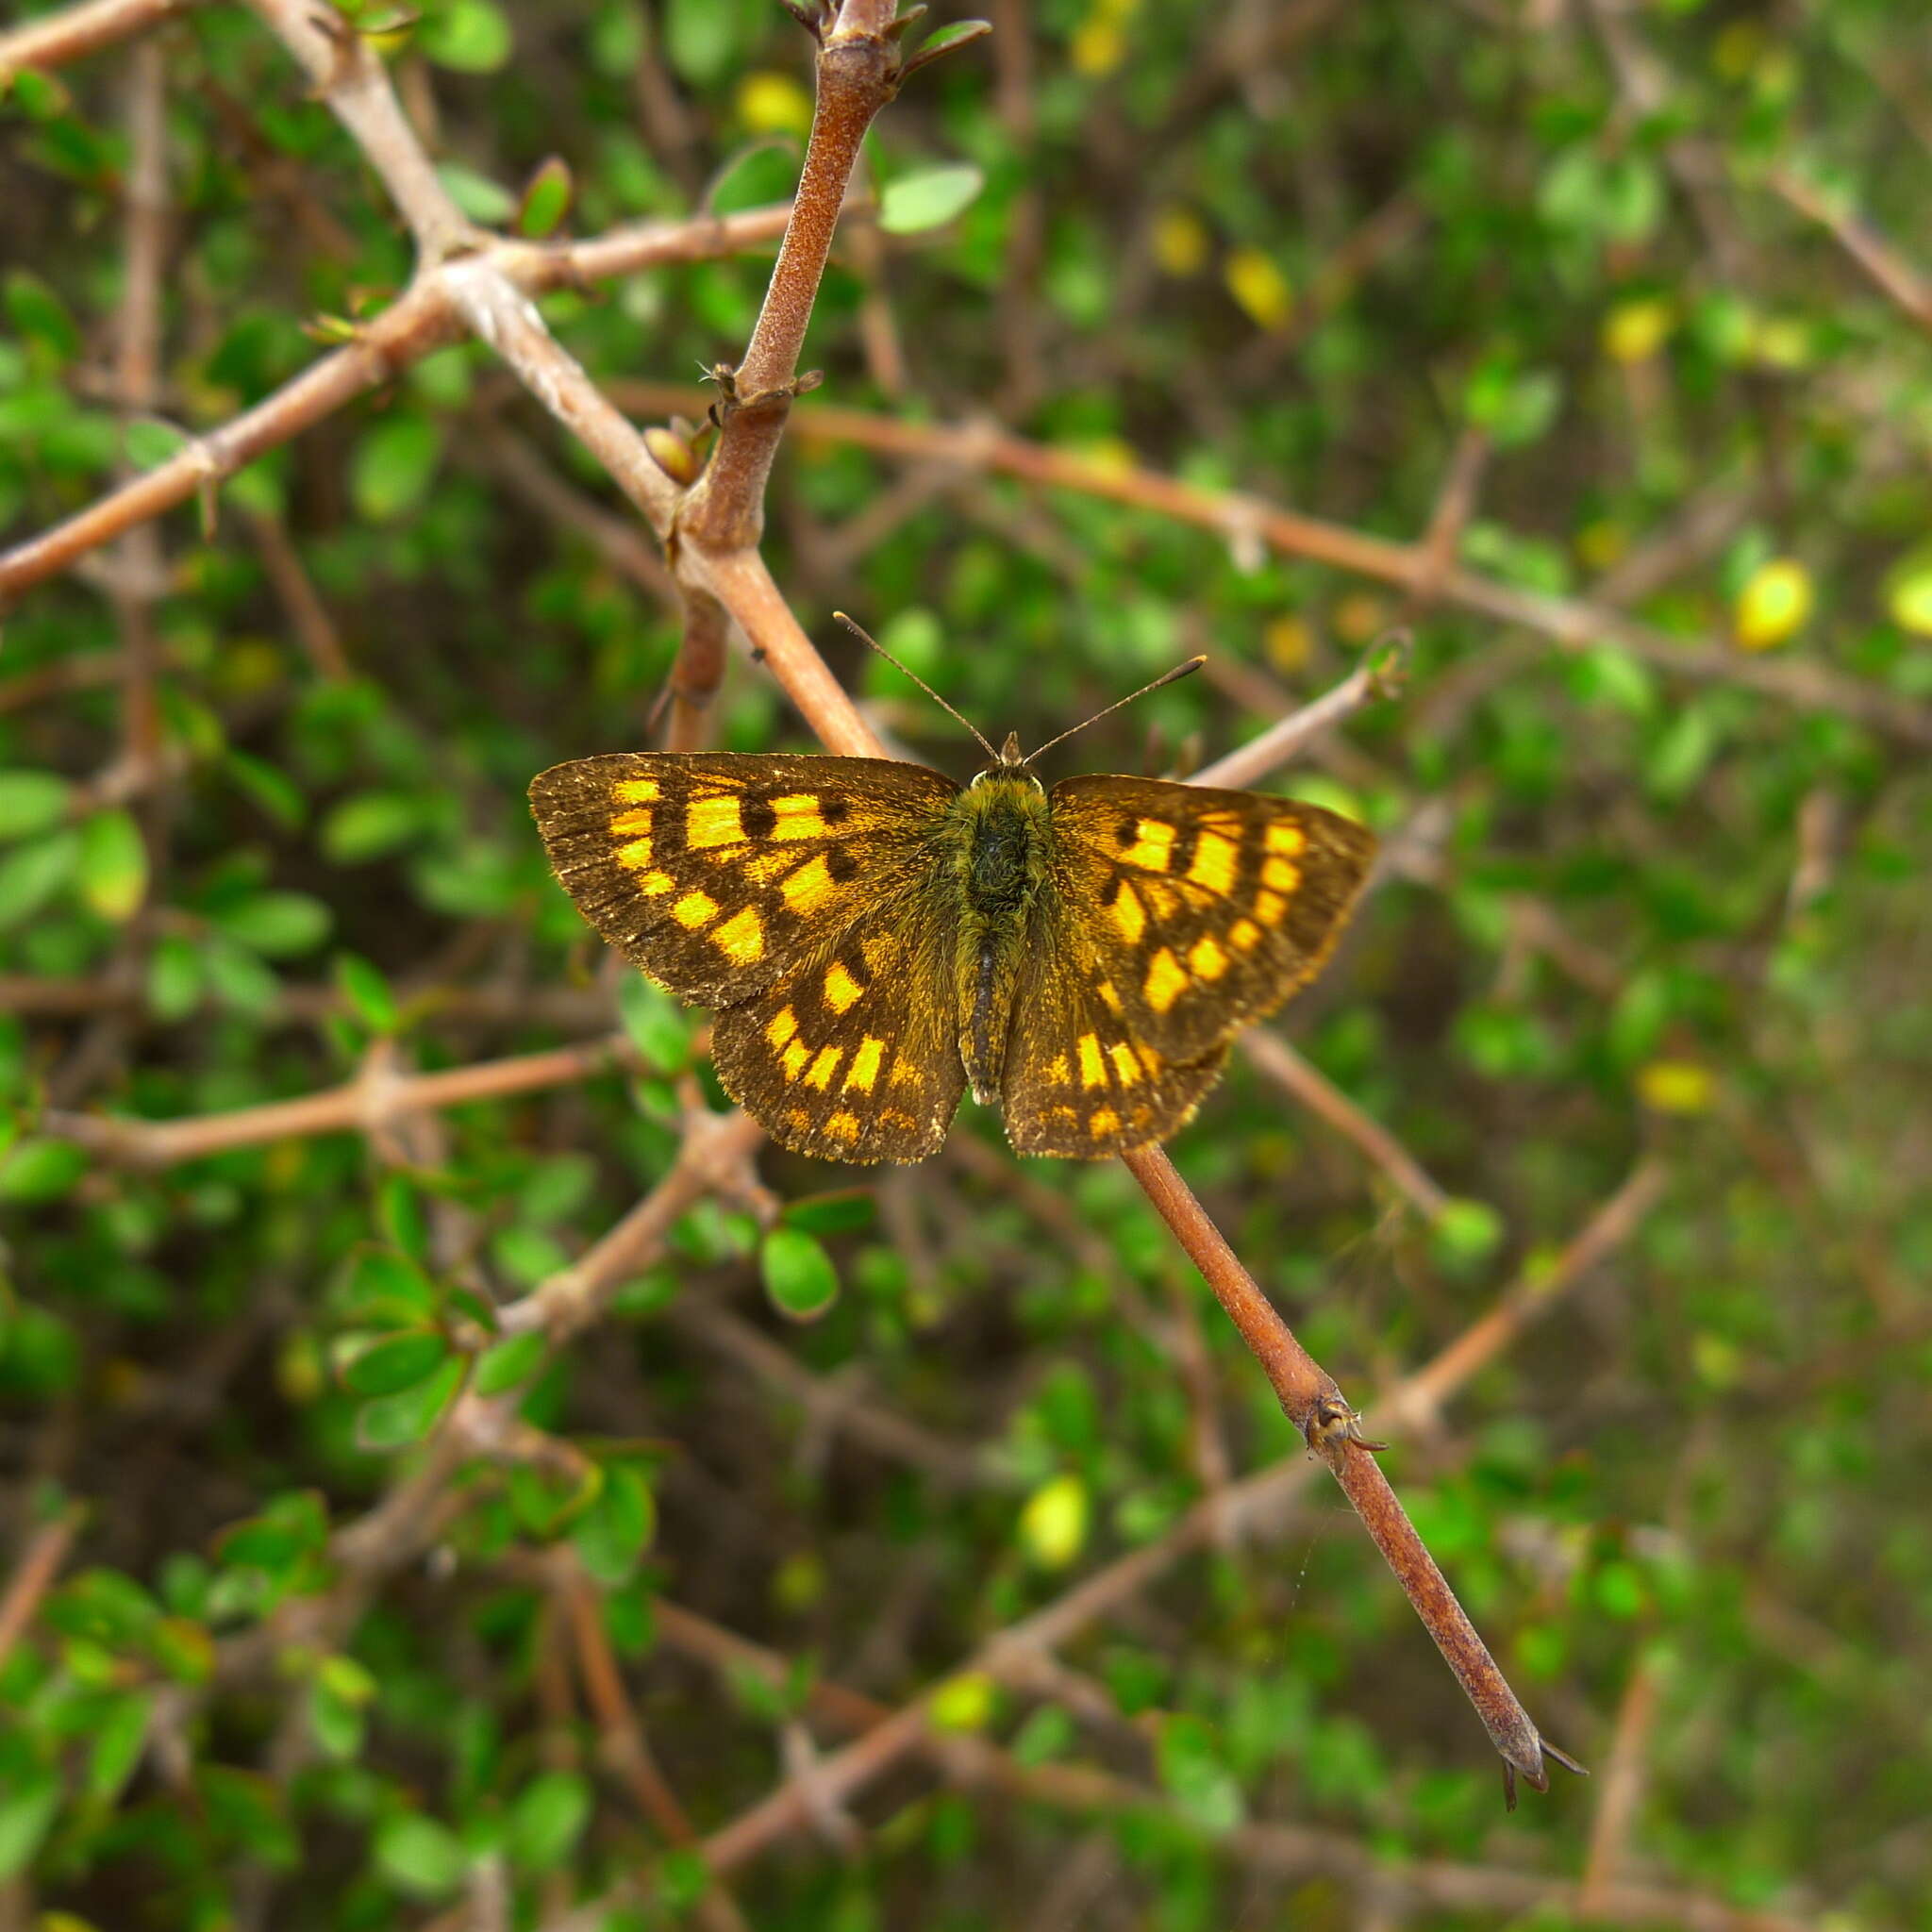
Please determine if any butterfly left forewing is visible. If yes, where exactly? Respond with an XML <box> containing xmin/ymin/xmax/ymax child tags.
<box><xmin>1040</xmin><ymin>774</ymin><xmax>1375</xmax><ymax>1064</ymax></box>
<box><xmin>529</xmin><ymin>752</ymin><xmax>957</xmax><ymax>1007</ymax></box>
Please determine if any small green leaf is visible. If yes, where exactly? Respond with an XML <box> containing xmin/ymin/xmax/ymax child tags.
<box><xmin>309</xmin><ymin>1675</ymin><xmax>367</xmax><ymax>1761</ymax></box>
<box><xmin>350</xmin><ymin>414</ymin><xmax>441</xmax><ymax>524</ymax></box>
<box><xmin>0</xmin><ymin>828</ymin><xmax>81</xmax><ymax>932</ymax></box>
<box><xmin>0</xmin><ymin>1139</ymin><xmax>88</xmax><ymax>1204</ymax></box>
<box><xmin>0</xmin><ymin>1768</ymin><xmax>61</xmax><ymax>1881</ymax></box>
<box><xmin>215</xmin><ymin>891</ymin><xmax>333</xmax><ymax>958</ymax></box>
<box><xmin>340</xmin><ymin>1328</ymin><xmax>450</xmax><ymax>1397</ymax></box>
<box><xmin>508</xmin><ymin>1769</ymin><xmax>591</xmax><ymax>1873</ymax></box>
<box><xmin>6</xmin><ymin>270</ymin><xmax>81</xmax><ymax>367</ymax></box>
<box><xmin>378</xmin><ymin>1173</ymin><xmax>431</xmax><ymax>1264</ymax></box>
<box><xmin>334</xmin><ymin>952</ymin><xmax>399</xmax><ymax>1033</ymax></box>
<box><xmin>664</xmin><ymin>0</ymin><xmax>745</xmax><ymax>83</ymax></box>
<box><xmin>375</xmin><ymin>1811</ymin><xmax>467</xmax><ymax>1897</ymax></box>
<box><xmin>125</xmin><ymin>417</ymin><xmax>189</xmax><ymax>469</ymax></box>
<box><xmin>617</xmin><ymin>972</ymin><xmax>690</xmax><ymax>1070</ymax></box>
<box><xmin>708</xmin><ymin>141</ymin><xmax>800</xmax><ymax>218</ymax></box>
<box><xmin>516</xmin><ymin>156</ymin><xmax>574</xmax><ymax>238</ymax></box>
<box><xmin>79</xmin><ymin>809</ymin><xmax>149</xmax><ymax>922</ymax></box>
<box><xmin>322</xmin><ymin>791</ymin><xmax>425</xmax><ymax>864</ymax></box>
<box><xmin>0</xmin><ymin>770</ymin><xmax>72</xmax><ymax>841</ymax></box>
<box><xmin>907</xmin><ymin>19</ymin><xmax>992</xmax><ymax>73</ymax></box>
<box><xmin>435</xmin><ymin>161</ymin><xmax>516</xmax><ymax>224</ymax></box>
<box><xmin>1430</xmin><ymin>1198</ymin><xmax>1504</xmax><ymax>1271</ymax></box>
<box><xmin>419</xmin><ymin>0</ymin><xmax>512</xmax><ymax>72</ymax></box>
<box><xmin>878</xmin><ymin>162</ymin><xmax>985</xmax><ymax>235</ymax></box>
<box><xmin>346</xmin><ymin>1248</ymin><xmax>440</xmax><ymax>1325</ymax></box>
<box><xmin>225</xmin><ymin>751</ymin><xmax>308</xmax><ymax>830</ymax></box>
<box><xmin>87</xmin><ymin>1690</ymin><xmax>155</xmax><ymax>1804</ymax></box>
<box><xmin>147</xmin><ymin>934</ymin><xmax>204</xmax><ymax>1021</ymax></box>
<box><xmin>572</xmin><ymin>1461</ymin><xmax>656</xmax><ymax>1585</ymax></box>
<box><xmin>474</xmin><ymin>1330</ymin><xmax>547</xmax><ymax>1396</ymax></box>
<box><xmin>1155</xmin><ymin>1713</ymin><xmax>1245</xmax><ymax>1834</ymax></box>
<box><xmin>760</xmin><ymin>1226</ymin><xmax>839</xmax><ymax>1321</ymax></box>
<box><xmin>782</xmin><ymin>1189</ymin><xmax>875</xmax><ymax>1236</ymax></box>
<box><xmin>357</xmin><ymin>1354</ymin><xmax>465</xmax><ymax>1450</ymax></box>
<box><xmin>202</xmin><ymin>938</ymin><xmax>281</xmax><ymax>1016</ymax></box>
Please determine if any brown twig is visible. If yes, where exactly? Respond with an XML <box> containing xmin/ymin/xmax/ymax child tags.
<box><xmin>242</xmin><ymin>506</ymin><xmax>351</xmax><ymax>679</ymax></box>
<box><xmin>0</xmin><ymin>207</ymin><xmax>791</xmax><ymax>607</ymax></box>
<box><xmin>675</xmin><ymin>0</ymin><xmax>907</xmax><ymax>555</ymax></box>
<box><xmin>1122</xmin><ymin>1142</ymin><xmax>1574</xmax><ymax>1803</ymax></box>
<box><xmin>611</xmin><ymin>388</ymin><xmax>1932</xmax><ymax>749</ymax></box>
<box><xmin>0</xmin><ymin>0</ymin><xmax>188</xmax><ymax>79</ymax></box>
<box><xmin>1766</xmin><ymin>165</ymin><xmax>1932</xmax><ymax>330</ymax></box>
<box><xmin>496</xmin><ymin>1107</ymin><xmax>769</xmax><ymax>1341</ymax></box>
<box><xmin>638</xmin><ymin>1598</ymin><xmax>1815</xmax><ymax>1932</ymax></box>
<box><xmin>44</xmin><ymin>1034</ymin><xmax>638</xmax><ymax>1169</ymax></box>
<box><xmin>0</xmin><ymin>1507</ymin><xmax>84</xmax><ymax>1669</ymax></box>
<box><xmin>1579</xmin><ymin>1643</ymin><xmax>1667</xmax><ymax>1913</ymax></box>
<box><xmin>1190</xmin><ymin>641</ymin><xmax>1405</xmax><ymax>790</ymax></box>
<box><xmin>1238</xmin><ymin>1028</ymin><xmax>1452</xmax><ymax>1221</ymax></box>
<box><xmin>558</xmin><ymin>1565</ymin><xmax>752</xmax><ymax>1932</ymax></box>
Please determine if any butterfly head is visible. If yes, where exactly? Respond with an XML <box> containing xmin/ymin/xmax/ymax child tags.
<box><xmin>969</xmin><ymin>731</ymin><xmax>1045</xmax><ymax>793</ymax></box>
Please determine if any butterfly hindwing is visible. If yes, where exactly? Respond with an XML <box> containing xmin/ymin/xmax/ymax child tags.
<box><xmin>709</xmin><ymin>884</ymin><xmax>966</xmax><ymax>1164</ymax></box>
<box><xmin>529</xmin><ymin>753</ymin><xmax>958</xmax><ymax>1007</ymax></box>
<box><xmin>1002</xmin><ymin>880</ymin><xmax>1230</xmax><ymax>1157</ymax></box>
<box><xmin>1041</xmin><ymin>774</ymin><xmax>1376</xmax><ymax>1067</ymax></box>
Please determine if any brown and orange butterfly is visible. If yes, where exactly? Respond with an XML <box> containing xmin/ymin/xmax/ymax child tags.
<box><xmin>530</xmin><ymin>641</ymin><xmax>1374</xmax><ymax>1163</ymax></box>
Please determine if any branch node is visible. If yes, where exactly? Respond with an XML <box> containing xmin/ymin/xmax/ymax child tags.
<box><xmin>1303</xmin><ymin>1390</ymin><xmax>1387</xmax><ymax>1467</ymax></box>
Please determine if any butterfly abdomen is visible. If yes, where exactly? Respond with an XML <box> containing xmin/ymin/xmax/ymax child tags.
<box><xmin>948</xmin><ymin>774</ymin><xmax>1051</xmax><ymax>1104</ymax></box>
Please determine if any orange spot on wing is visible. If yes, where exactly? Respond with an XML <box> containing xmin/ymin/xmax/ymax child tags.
<box><xmin>1142</xmin><ymin>946</ymin><xmax>1188</xmax><ymax>1012</ymax></box>
<box><xmin>1187</xmin><ymin>830</ymin><xmax>1239</xmax><ymax>893</ymax></box>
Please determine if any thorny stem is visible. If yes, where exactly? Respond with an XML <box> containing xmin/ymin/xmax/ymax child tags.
<box><xmin>613</xmin><ymin>385</ymin><xmax>1932</xmax><ymax>750</ymax></box>
<box><xmin>0</xmin><ymin>205</ymin><xmax>793</xmax><ymax>606</ymax></box>
<box><xmin>676</xmin><ymin>0</ymin><xmax>905</xmax><ymax>555</ymax></box>
<box><xmin>1122</xmin><ymin>1144</ymin><xmax>1579</xmax><ymax>1803</ymax></box>
<box><xmin>0</xmin><ymin>0</ymin><xmax>189</xmax><ymax>80</ymax></box>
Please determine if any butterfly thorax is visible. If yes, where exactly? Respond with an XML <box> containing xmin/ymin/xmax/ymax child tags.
<box><xmin>945</xmin><ymin>760</ymin><xmax>1051</xmax><ymax>1105</ymax></box>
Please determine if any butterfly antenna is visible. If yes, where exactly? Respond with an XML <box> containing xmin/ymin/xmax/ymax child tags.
<box><xmin>1021</xmin><ymin>656</ymin><xmax>1208</xmax><ymax>767</ymax></box>
<box><xmin>832</xmin><ymin>611</ymin><xmax>999</xmax><ymax>762</ymax></box>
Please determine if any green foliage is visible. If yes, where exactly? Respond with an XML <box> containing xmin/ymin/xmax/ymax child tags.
<box><xmin>2</xmin><ymin>3</ymin><xmax>1928</xmax><ymax>1927</ymax></box>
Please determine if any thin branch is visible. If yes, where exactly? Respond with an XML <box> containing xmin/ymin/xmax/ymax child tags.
<box><xmin>638</xmin><ymin>1599</ymin><xmax>1819</xmax><ymax>1932</ymax></box>
<box><xmin>666</xmin><ymin>1297</ymin><xmax>1008</xmax><ymax>1491</ymax></box>
<box><xmin>45</xmin><ymin>1034</ymin><xmax>637</xmax><ymax>1168</ymax></box>
<box><xmin>613</xmin><ymin>387</ymin><xmax>1932</xmax><ymax>749</ymax></box>
<box><xmin>468</xmin><ymin>422</ymin><xmax>677</xmax><ymax>611</ymax></box>
<box><xmin>1579</xmin><ymin>1643</ymin><xmax>1667</xmax><ymax>1913</ymax></box>
<box><xmin>496</xmin><ymin>1108</ymin><xmax>769</xmax><ymax>1341</ymax></box>
<box><xmin>244</xmin><ymin>0</ymin><xmax>472</xmax><ymax>261</ymax></box>
<box><xmin>1122</xmin><ymin>1142</ymin><xmax>1571</xmax><ymax>1803</ymax></box>
<box><xmin>1766</xmin><ymin>164</ymin><xmax>1932</xmax><ymax>330</ymax></box>
<box><xmin>0</xmin><ymin>0</ymin><xmax>188</xmax><ymax>80</ymax></box>
<box><xmin>675</xmin><ymin>0</ymin><xmax>908</xmax><ymax>554</ymax></box>
<box><xmin>1190</xmin><ymin>642</ymin><xmax>1406</xmax><ymax>791</ymax></box>
<box><xmin>113</xmin><ymin>35</ymin><xmax>170</xmax><ymax>779</ymax></box>
<box><xmin>558</xmin><ymin>1565</ymin><xmax>753</xmax><ymax>1932</ymax></box>
<box><xmin>0</xmin><ymin>206</ymin><xmax>791</xmax><ymax>606</ymax></box>
<box><xmin>1238</xmin><ymin>1028</ymin><xmax>1452</xmax><ymax>1222</ymax></box>
<box><xmin>0</xmin><ymin>1507</ymin><xmax>83</xmax><ymax>1669</ymax></box>
<box><xmin>242</xmin><ymin>506</ymin><xmax>351</xmax><ymax>679</ymax></box>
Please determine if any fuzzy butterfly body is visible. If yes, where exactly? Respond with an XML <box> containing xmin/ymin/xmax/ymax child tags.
<box><xmin>530</xmin><ymin>744</ymin><xmax>1374</xmax><ymax>1163</ymax></box>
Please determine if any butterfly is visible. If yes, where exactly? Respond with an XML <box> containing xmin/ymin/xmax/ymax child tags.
<box><xmin>530</xmin><ymin>644</ymin><xmax>1374</xmax><ymax>1164</ymax></box>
